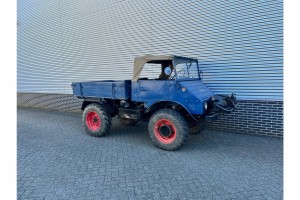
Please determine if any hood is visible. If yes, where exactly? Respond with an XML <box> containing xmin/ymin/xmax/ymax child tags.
<box><xmin>179</xmin><ymin>80</ymin><xmax>214</xmax><ymax>101</ymax></box>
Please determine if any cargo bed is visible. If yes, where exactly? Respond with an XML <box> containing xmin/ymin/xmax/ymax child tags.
<box><xmin>71</xmin><ymin>80</ymin><xmax>131</xmax><ymax>99</ymax></box>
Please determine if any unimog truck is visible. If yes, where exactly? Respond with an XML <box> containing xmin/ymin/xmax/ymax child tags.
<box><xmin>72</xmin><ymin>55</ymin><xmax>237</xmax><ymax>150</ymax></box>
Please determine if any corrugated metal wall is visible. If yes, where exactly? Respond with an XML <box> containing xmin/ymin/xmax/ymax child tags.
<box><xmin>17</xmin><ymin>0</ymin><xmax>283</xmax><ymax>100</ymax></box>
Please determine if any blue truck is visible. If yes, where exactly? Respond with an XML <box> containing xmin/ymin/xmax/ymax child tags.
<box><xmin>72</xmin><ymin>55</ymin><xmax>237</xmax><ymax>150</ymax></box>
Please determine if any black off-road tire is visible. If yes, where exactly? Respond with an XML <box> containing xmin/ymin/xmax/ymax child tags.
<box><xmin>82</xmin><ymin>103</ymin><xmax>112</xmax><ymax>137</ymax></box>
<box><xmin>119</xmin><ymin>118</ymin><xmax>138</xmax><ymax>126</ymax></box>
<box><xmin>189</xmin><ymin>120</ymin><xmax>205</xmax><ymax>135</ymax></box>
<box><xmin>148</xmin><ymin>109</ymin><xmax>188</xmax><ymax>151</ymax></box>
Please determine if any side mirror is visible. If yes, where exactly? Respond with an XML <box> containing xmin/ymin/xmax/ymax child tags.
<box><xmin>164</xmin><ymin>67</ymin><xmax>172</xmax><ymax>75</ymax></box>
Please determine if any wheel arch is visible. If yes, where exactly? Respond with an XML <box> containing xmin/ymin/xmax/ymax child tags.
<box><xmin>146</xmin><ymin>100</ymin><xmax>193</xmax><ymax>119</ymax></box>
<box><xmin>81</xmin><ymin>100</ymin><xmax>99</xmax><ymax>110</ymax></box>
<box><xmin>82</xmin><ymin>99</ymin><xmax>118</xmax><ymax>118</ymax></box>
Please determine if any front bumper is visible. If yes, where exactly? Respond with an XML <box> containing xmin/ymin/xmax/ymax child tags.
<box><xmin>204</xmin><ymin>93</ymin><xmax>238</xmax><ymax>122</ymax></box>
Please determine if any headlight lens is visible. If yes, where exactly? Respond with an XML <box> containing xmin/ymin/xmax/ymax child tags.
<box><xmin>204</xmin><ymin>102</ymin><xmax>208</xmax><ymax>110</ymax></box>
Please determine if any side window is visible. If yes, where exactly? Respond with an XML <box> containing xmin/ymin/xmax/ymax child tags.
<box><xmin>139</xmin><ymin>63</ymin><xmax>161</xmax><ymax>79</ymax></box>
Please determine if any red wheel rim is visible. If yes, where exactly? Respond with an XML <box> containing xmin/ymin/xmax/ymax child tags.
<box><xmin>86</xmin><ymin>111</ymin><xmax>101</xmax><ymax>131</ymax></box>
<box><xmin>154</xmin><ymin>119</ymin><xmax>176</xmax><ymax>144</ymax></box>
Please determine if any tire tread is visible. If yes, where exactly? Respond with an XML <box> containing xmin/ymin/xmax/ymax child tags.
<box><xmin>82</xmin><ymin>103</ymin><xmax>112</xmax><ymax>137</ymax></box>
<box><xmin>148</xmin><ymin>109</ymin><xmax>188</xmax><ymax>150</ymax></box>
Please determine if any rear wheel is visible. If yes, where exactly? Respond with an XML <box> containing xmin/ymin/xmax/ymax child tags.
<box><xmin>148</xmin><ymin>109</ymin><xmax>188</xmax><ymax>150</ymax></box>
<box><xmin>83</xmin><ymin>103</ymin><xmax>112</xmax><ymax>137</ymax></box>
<box><xmin>119</xmin><ymin>118</ymin><xmax>138</xmax><ymax>126</ymax></box>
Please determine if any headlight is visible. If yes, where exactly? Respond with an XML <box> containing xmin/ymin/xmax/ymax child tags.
<box><xmin>204</xmin><ymin>102</ymin><xmax>208</xmax><ymax>110</ymax></box>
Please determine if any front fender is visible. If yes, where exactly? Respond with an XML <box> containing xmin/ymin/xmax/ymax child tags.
<box><xmin>145</xmin><ymin>100</ymin><xmax>198</xmax><ymax>122</ymax></box>
<box><xmin>148</xmin><ymin>100</ymin><xmax>190</xmax><ymax>112</ymax></box>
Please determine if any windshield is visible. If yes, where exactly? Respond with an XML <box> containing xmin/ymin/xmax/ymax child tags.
<box><xmin>174</xmin><ymin>58</ymin><xmax>200</xmax><ymax>80</ymax></box>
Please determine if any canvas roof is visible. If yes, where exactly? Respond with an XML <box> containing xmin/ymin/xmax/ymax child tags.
<box><xmin>132</xmin><ymin>55</ymin><xmax>174</xmax><ymax>81</ymax></box>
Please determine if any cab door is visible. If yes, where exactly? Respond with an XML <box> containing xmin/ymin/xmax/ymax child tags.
<box><xmin>131</xmin><ymin>80</ymin><xmax>170</xmax><ymax>107</ymax></box>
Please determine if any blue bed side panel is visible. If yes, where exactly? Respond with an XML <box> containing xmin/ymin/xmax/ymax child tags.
<box><xmin>72</xmin><ymin>80</ymin><xmax>131</xmax><ymax>99</ymax></box>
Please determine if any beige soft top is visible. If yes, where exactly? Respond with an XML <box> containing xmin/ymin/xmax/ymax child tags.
<box><xmin>132</xmin><ymin>55</ymin><xmax>174</xmax><ymax>81</ymax></box>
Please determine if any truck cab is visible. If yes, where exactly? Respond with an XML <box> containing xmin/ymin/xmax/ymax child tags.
<box><xmin>132</xmin><ymin>55</ymin><xmax>213</xmax><ymax>116</ymax></box>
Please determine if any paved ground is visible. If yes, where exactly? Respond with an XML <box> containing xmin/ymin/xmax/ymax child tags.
<box><xmin>17</xmin><ymin>107</ymin><xmax>283</xmax><ymax>200</ymax></box>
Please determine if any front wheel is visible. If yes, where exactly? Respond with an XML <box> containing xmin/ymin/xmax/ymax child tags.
<box><xmin>82</xmin><ymin>103</ymin><xmax>112</xmax><ymax>137</ymax></box>
<box><xmin>148</xmin><ymin>109</ymin><xmax>188</xmax><ymax>150</ymax></box>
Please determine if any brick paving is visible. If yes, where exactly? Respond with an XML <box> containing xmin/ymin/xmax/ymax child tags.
<box><xmin>17</xmin><ymin>107</ymin><xmax>283</xmax><ymax>200</ymax></box>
